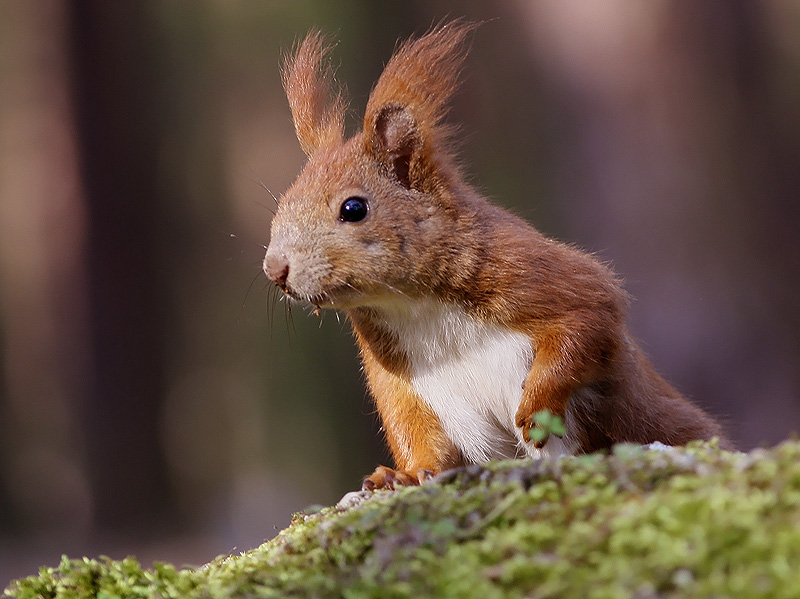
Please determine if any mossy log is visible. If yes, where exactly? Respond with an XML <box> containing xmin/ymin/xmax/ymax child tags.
<box><xmin>6</xmin><ymin>441</ymin><xmax>800</xmax><ymax>599</ymax></box>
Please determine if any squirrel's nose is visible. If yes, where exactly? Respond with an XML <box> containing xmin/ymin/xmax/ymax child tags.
<box><xmin>264</xmin><ymin>252</ymin><xmax>290</xmax><ymax>290</ymax></box>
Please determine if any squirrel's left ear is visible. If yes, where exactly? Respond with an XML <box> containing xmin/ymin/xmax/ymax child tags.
<box><xmin>363</xmin><ymin>20</ymin><xmax>476</xmax><ymax>191</ymax></box>
<box><xmin>368</xmin><ymin>103</ymin><xmax>419</xmax><ymax>189</ymax></box>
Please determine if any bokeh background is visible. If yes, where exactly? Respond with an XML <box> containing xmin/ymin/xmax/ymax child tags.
<box><xmin>1</xmin><ymin>0</ymin><xmax>798</xmax><ymax>583</ymax></box>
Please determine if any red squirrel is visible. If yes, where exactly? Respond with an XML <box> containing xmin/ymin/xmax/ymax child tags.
<box><xmin>264</xmin><ymin>22</ymin><xmax>731</xmax><ymax>491</ymax></box>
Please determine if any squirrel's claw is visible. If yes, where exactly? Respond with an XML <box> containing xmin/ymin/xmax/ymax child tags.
<box><xmin>532</xmin><ymin>431</ymin><xmax>548</xmax><ymax>449</ymax></box>
<box><xmin>517</xmin><ymin>412</ymin><xmax>550</xmax><ymax>449</ymax></box>
<box><xmin>362</xmin><ymin>465</ymin><xmax>433</xmax><ymax>491</ymax></box>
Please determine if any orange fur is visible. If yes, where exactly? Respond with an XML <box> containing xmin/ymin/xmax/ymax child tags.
<box><xmin>357</xmin><ymin>336</ymin><xmax>461</xmax><ymax>476</ymax></box>
<box><xmin>349</xmin><ymin>308</ymin><xmax>462</xmax><ymax>486</ymax></box>
<box><xmin>265</xmin><ymin>22</ymin><xmax>732</xmax><ymax>491</ymax></box>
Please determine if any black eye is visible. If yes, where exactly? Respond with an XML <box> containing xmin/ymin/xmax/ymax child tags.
<box><xmin>339</xmin><ymin>196</ymin><xmax>369</xmax><ymax>222</ymax></box>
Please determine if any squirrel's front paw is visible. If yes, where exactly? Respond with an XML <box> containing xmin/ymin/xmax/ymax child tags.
<box><xmin>516</xmin><ymin>412</ymin><xmax>549</xmax><ymax>449</ymax></box>
<box><xmin>516</xmin><ymin>408</ymin><xmax>567</xmax><ymax>449</ymax></box>
<box><xmin>362</xmin><ymin>465</ymin><xmax>433</xmax><ymax>491</ymax></box>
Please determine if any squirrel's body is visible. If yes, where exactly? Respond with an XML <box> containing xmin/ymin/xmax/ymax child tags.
<box><xmin>265</xmin><ymin>22</ymin><xmax>730</xmax><ymax>490</ymax></box>
<box><xmin>356</xmin><ymin>299</ymin><xmax>559</xmax><ymax>464</ymax></box>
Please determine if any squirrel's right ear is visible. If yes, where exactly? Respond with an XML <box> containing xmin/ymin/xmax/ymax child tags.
<box><xmin>283</xmin><ymin>31</ymin><xmax>346</xmax><ymax>157</ymax></box>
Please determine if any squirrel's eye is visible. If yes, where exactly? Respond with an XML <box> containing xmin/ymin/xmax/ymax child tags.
<box><xmin>339</xmin><ymin>196</ymin><xmax>369</xmax><ymax>222</ymax></box>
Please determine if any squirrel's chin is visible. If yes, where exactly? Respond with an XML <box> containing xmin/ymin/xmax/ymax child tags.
<box><xmin>282</xmin><ymin>285</ymin><xmax>357</xmax><ymax>310</ymax></box>
<box><xmin>287</xmin><ymin>282</ymin><xmax>411</xmax><ymax>311</ymax></box>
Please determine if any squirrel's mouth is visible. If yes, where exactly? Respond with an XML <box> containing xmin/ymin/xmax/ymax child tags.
<box><xmin>281</xmin><ymin>286</ymin><xmax>333</xmax><ymax>308</ymax></box>
<box><xmin>282</xmin><ymin>280</ymin><xmax>408</xmax><ymax>312</ymax></box>
<box><xmin>281</xmin><ymin>282</ymin><xmax>356</xmax><ymax>310</ymax></box>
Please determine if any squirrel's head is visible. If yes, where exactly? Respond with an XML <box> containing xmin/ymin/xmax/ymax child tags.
<box><xmin>264</xmin><ymin>21</ymin><xmax>477</xmax><ymax>309</ymax></box>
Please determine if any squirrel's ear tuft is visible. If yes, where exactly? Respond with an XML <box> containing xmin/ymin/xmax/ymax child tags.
<box><xmin>283</xmin><ymin>31</ymin><xmax>347</xmax><ymax>157</ymax></box>
<box><xmin>364</xmin><ymin>20</ymin><xmax>477</xmax><ymax>189</ymax></box>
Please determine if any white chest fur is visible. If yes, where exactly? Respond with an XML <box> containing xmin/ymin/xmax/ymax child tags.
<box><xmin>378</xmin><ymin>300</ymin><xmax>570</xmax><ymax>464</ymax></box>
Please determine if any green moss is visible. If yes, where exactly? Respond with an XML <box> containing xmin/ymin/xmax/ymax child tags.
<box><xmin>8</xmin><ymin>441</ymin><xmax>800</xmax><ymax>598</ymax></box>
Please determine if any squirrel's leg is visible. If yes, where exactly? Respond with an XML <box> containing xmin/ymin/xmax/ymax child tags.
<box><xmin>362</xmin><ymin>361</ymin><xmax>461</xmax><ymax>491</ymax></box>
<box><xmin>515</xmin><ymin>319</ymin><xmax>611</xmax><ymax>448</ymax></box>
<box><xmin>516</xmin><ymin>360</ymin><xmax>572</xmax><ymax>448</ymax></box>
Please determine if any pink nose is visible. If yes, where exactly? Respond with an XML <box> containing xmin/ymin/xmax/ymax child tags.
<box><xmin>264</xmin><ymin>253</ymin><xmax>289</xmax><ymax>289</ymax></box>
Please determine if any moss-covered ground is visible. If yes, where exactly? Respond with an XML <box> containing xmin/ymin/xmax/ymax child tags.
<box><xmin>6</xmin><ymin>440</ymin><xmax>800</xmax><ymax>598</ymax></box>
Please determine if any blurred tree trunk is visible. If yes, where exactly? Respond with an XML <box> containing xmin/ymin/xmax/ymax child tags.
<box><xmin>0</xmin><ymin>0</ymin><xmax>91</xmax><ymax>535</ymax></box>
<box><xmin>69</xmin><ymin>2</ymin><xmax>174</xmax><ymax>528</ymax></box>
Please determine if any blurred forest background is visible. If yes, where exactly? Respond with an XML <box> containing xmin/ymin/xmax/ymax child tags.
<box><xmin>1</xmin><ymin>0</ymin><xmax>799</xmax><ymax>583</ymax></box>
